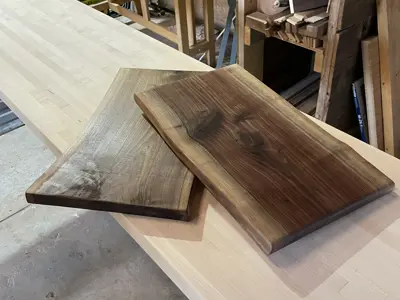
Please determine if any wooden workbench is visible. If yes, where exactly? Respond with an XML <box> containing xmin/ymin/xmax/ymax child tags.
<box><xmin>1</xmin><ymin>0</ymin><xmax>400</xmax><ymax>299</ymax></box>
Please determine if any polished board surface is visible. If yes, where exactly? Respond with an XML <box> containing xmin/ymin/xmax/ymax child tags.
<box><xmin>135</xmin><ymin>65</ymin><xmax>395</xmax><ymax>254</ymax></box>
<box><xmin>27</xmin><ymin>68</ymin><xmax>202</xmax><ymax>220</ymax></box>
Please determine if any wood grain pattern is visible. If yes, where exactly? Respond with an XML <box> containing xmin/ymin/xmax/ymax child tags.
<box><xmin>362</xmin><ymin>36</ymin><xmax>384</xmax><ymax>151</ymax></box>
<box><xmin>377</xmin><ymin>0</ymin><xmax>400</xmax><ymax>157</ymax></box>
<box><xmin>26</xmin><ymin>68</ymin><xmax>203</xmax><ymax>220</ymax></box>
<box><xmin>135</xmin><ymin>65</ymin><xmax>394</xmax><ymax>254</ymax></box>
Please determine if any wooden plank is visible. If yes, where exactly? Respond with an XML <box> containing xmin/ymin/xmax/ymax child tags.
<box><xmin>287</xmin><ymin>79</ymin><xmax>320</xmax><ymax>106</ymax></box>
<box><xmin>91</xmin><ymin>0</ymin><xmax>126</xmax><ymax>11</ymax></box>
<box><xmin>185</xmin><ymin>0</ymin><xmax>196</xmax><ymax>46</ymax></box>
<box><xmin>174</xmin><ymin>0</ymin><xmax>190</xmax><ymax>54</ymax></box>
<box><xmin>289</xmin><ymin>0</ymin><xmax>328</xmax><ymax>13</ymax></box>
<box><xmin>315</xmin><ymin>0</ymin><xmax>376</xmax><ymax>130</ymax></box>
<box><xmin>297</xmin><ymin>92</ymin><xmax>319</xmax><ymax>115</ymax></box>
<box><xmin>293</xmin><ymin>6</ymin><xmax>327</xmax><ymax>20</ymax></box>
<box><xmin>135</xmin><ymin>65</ymin><xmax>394</xmax><ymax>255</ymax></box>
<box><xmin>140</xmin><ymin>0</ymin><xmax>150</xmax><ymax>20</ymax></box>
<box><xmin>280</xmin><ymin>72</ymin><xmax>321</xmax><ymax>99</ymax></box>
<box><xmin>244</xmin><ymin>26</ymin><xmax>264</xmax><ymax>45</ymax></box>
<box><xmin>203</xmin><ymin>0</ymin><xmax>216</xmax><ymax>66</ymax></box>
<box><xmin>26</xmin><ymin>69</ymin><xmax>203</xmax><ymax>220</ymax></box>
<box><xmin>246</xmin><ymin>12</ymin><xmax>270</xmax><ymax>34</ymax></box>
<box><xmin>133</xmin><ymin>0</ymin><xmax>143</xmax><ymax>15</ymax></box>
<box><xmin>90</xmin><ymin>0</ymin><xmax>110</xmax><ymax>11</ymax></box>
<box><xmin>189</xmin><ymin>40</ymin><xmax>210</xmax><ymax>55</ymax></box>
<box><xmin>314</xmin><ymin>50</ymin><xmax>324</xmax><ymax>72</ymax></box>
<box><xmin>362</xmin><ymin>36</ymin><xmax>384</xmax><ymax>150</ymax></box>
<box><xmin>377</xmin><ymin>0</ymin><xmax>400</xmax><ymax>157</ymax></box>
<box><xmin>298</xmin><ymin>19</ymin><xmax>328</xmax><ymax>38</ymax></box>
<box><xmin>305</xmin><ymin>11</ymin><xmax>329</xmax><ymax>23</ymax></box>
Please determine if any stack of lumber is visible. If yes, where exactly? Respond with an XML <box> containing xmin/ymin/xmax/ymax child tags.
<box><xmin>280</xmin><ymin>73</ymin><xmax>320</xmax><ymax>115</ymax></box>
<box><xmin>246</xmin><ymin>6</ymin><xmax>328</xmax><ymax>51</ymax></box>
<box><xmin>28</xmin><ymin>65</ymin><xmax>394</xmax><ymax>256</ymax></box>
<box><xmin>355</xmin><ymin>0</ymin><xmax>400</xmax><ymax>157</ymax></box>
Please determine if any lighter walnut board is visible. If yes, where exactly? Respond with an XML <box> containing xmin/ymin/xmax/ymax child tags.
<box><xmin>135</xmin><ymin>65</ymin><xmax>395</xmax><ymax>254</ymax></box>
<box><xmin>26</xmin><ymin>68</ymin><xmax>203</xmax><ymax>220</ymax></box>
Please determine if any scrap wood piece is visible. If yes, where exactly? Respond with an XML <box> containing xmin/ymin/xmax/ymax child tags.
<box><xmin>287</xmin><ymin>15</ymin><xmax>304</xmax><ymax>25</ymax></box>
<box><xmin>293</xmin><ymin>6</ymin><xmax>327</xmax><ymax>21</ymax></box>
<box><xmin>27</xmin><ymin>68</ymin><xmax>204</xmax><ymax>221</ymax></box>
<box><xmin>246</xmin><ymin>12</ymin><xmax>272</xmax><ymax>36</ymax></box>
<box><xmin>298</xmin><ymin>19</ymin><xmax>328</xmax><ymax>38</ymax></box>
<box><xmin>362</xmin><ymin>36</ymin><xmax>384</xmax><ymax>150</ymax></box>
<box><xmin>246</xmin><ymin>9</ymin><xmax>291</xmax><ymax>36</ymax></box>
<box><xmin>305</xmin><ymin>11</ymin><xmax>329</xmax><ymax>23</ymax></box>
<box><xmin>135</xmin><ymin>65</ymin><xmax>394</xmax><ymax>255</ymax></box>
<box><xmin>377</xmin><ymin>0</ymin><xmax>400</xmax><ymax>157</ymax></box>
<box><xmin>274</xmin><ymin>12</ymin><xmax>293</xmax><ymax>25</ymax></box>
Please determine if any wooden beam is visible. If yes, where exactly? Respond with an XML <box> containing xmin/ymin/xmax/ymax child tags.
<box><xmin>238</xmin><ymin>0</ymin><xmax>264</xmax><ymax>80</ymax></box>
<box><xmin>246</xmin><ymin>12</ymin><xmax>270</xmax><ymax>34</ymax></box>
<box><xmin>244</xmin><ymin>26</ymin><xmax>264</xmax><ymax>46</ymax></box>
<box><xmin>109</xmin><ymin>3</ymin><xmax>178</xmax><ymax>43</ymax></box>
<box><xmin>132</xmin><ymin>0</ymin><xmax>142</xmax><ymax>15</ymax></box>
<box><xmin>140</xmin><ymin>0</ymin><xmax>150</xmax><ymax>20</ymax></box>
<box><xmin>174</xmin><ymin>0</ymin><xmax>190</xmax><ymax>54</ymax></box>
<box><xmin>90</xmin><ymin>0</ymin><xmax>110</xmax><ymax>11</ymax></box>
<box><xmin>189</xmin><ymin>40</ymin><xmax>210</xmax><ymax>55</ymax></box>
<box><xmin>377</xmin><ymin>0</ymin><xmax>400</xmax><ymax>157</ymax></box>
<box><xmin>91</xmin><ymin>0</ymin><xmax>126</xmax><ymax>11</ymax></box>
<box><xmin>203</xmin><ymin>0</ymin><xmax>216</xmax><ymax>66</ymax></box>
<box><xmin>185</xmin><ymin>0</ymin><xmax>196</xmax><ymax>46</ymax></box>
<box><xmin>362</xmin><ymin>36</ymin><xmax>385</xmax><ymax>151</ymax></box>
<box><xmin>314</xmin><ymin>50</ymin><xmax>324</xmax><ymax>73</ymax></box>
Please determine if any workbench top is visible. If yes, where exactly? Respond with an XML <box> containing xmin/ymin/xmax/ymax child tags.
<box><xmin>1</xmin><ymin>0</ymin><xmax>400</xmax><ymax>299</ymax></box>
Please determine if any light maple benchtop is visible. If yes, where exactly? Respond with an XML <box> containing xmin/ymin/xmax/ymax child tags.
<box><xmin>1</xmin><ymin>0</ymin><xmax>400</xmax><ymax>299</ymax></box>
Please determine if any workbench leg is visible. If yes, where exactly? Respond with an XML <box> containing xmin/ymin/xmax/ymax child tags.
<box><xmin>133</xmin><ymin>0</ymin><xmax>142</xmax><ymax>15</ymax></box>
<box><xmin>203</xmin><ymin>0</ymin><xmax>216</xmax><ymax>66</ymax></box>
<box><xmin>174</xmin><ymin>0</ymin><xmax>190</xmax><ymax>54</ymax></box>
<box><xmin>140</xmin><ymin>0</ymin><xmax>150</xmax><ymax>20</ymax></box>
<box><xmin>186</xmin><ymin>0</ymin><xmax>196</xmax><ymax>46</ymax></box>
<box><xmin>237</xmin><ymin>0</ymin><xmax>264</xmax><ymax>80</ymax></box>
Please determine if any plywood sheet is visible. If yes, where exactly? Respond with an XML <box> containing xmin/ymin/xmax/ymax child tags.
<box><xmin>135</xmin><ymin>65</ymin><xmax>394</xmax><ymax>254</ymax></box>
<box><xmin>26</xmin><ymin>68</ymin><xmax>203</xmax><ymax>220</ymax></box>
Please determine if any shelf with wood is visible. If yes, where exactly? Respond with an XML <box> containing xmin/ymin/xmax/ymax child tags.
<box><xmin>243</xmin><ymin>9</ymin><xmax>326</xmax><ymax>73</ymax></box>
<box><xmin>238</xmin><ymin>0</ymin><xmax>378</xmax><ymax>133</ymax></box>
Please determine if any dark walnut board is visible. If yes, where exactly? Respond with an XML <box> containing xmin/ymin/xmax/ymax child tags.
<box><xmin>26</xmin><ymin>68</ymin><xmax>203</xmax><ymax>220</ymax></box>
<box><xmin>135</xmin><ymin>65</ymin><xmax>395</xmax><ymax>254</ymax></box>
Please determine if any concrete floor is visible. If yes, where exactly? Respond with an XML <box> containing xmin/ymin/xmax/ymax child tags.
<box><xmin>0</xmin><ymin>126</ymin><xmax>187</xmax><ymax>300</ymax></box>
